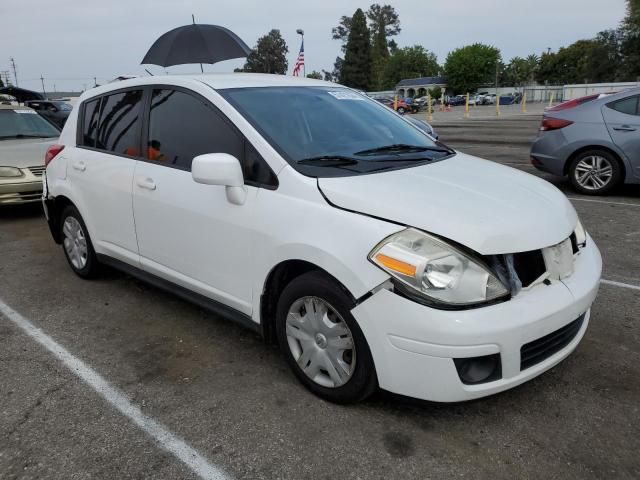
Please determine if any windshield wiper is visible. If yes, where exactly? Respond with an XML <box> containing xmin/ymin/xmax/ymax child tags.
<box><xmin>354</xmin><ymin>144</ymin><xmax>451</xmax><ymax>156</ymax></box>
<box><xmin>296</xmin><ymin>156</ymin><xmax>360</xmax><ymax>167</ymax></box>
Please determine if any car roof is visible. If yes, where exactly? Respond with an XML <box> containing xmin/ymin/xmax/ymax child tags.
<box><xmin>79</xmin><ymin>73</ymin><xmax>334</xmax><ymax>102</ymax></box>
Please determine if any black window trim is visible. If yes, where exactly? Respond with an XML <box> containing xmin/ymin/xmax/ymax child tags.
<box><xmin>607</xmin><ymin>95</ymin><xmax>640</xmax><ymax>116</ymax></box>
<box><xmin>140</xmin><ymin>84</ymin><xmax>278</xmax><ymax>190</ymax></box>
<box><xmin>76</xmin><ymin>85</ymin><xmax>147</xmax><ymax>161</ymax></box>
<box><xmin>77</xmin><ymin>84</ymin><xmax>278</xmax><ymax>190</ymax></box>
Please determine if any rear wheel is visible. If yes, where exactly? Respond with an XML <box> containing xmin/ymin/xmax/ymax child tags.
<box><xmin>568</xmin><ymin>149</ymin><xmax>622</xmax><ymax>195</ymax></box>
<box><xmin>60</xmin><ymin>205</ymin><xmax>100</xmax><ymax>278</ymax></box>
<box><xmin>275</xmin><ymin>271</ymin><xmax>377</xmax><ymax>403</ymax></box>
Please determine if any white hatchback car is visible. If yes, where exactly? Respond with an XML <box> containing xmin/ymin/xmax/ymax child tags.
<box><xmin>43</xmin><ymin>74</ymin><xmax>602</xmax><ymax>403</ymax></box>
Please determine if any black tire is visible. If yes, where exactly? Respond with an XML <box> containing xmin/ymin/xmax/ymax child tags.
<box><xmin>397</xmin><ymin>107</ymin><xmax>406</xmax><ymax>114</ymax></box>
<box><xmin>568</xmin><ymin>149</ymin><xmax>623</xmax><ymax>195</ymax></box>
<box><xmin>275</xmin><ymin>271</ymin><xmax>378</xmax><ymax>404</ymax></box>
<box><xmin>59</xmin><ymin>205</ymin><xmax>100</xmax><ymax>279</ymax></box>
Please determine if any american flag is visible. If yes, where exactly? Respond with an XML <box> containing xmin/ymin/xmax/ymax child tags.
<box><xmin>292</xmin><ymin>41</ymin><xmax>304</xmax><ymax>76</ymax></box>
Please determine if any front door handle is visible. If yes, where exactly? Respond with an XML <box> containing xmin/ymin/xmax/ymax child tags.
<box><xmin>72</xmin><ymin>161</ymin><xmax>86</xmax><ymax>172</ymax></box>
<box><xmin>613</xmin><ymin>125</ymin><xmax>637</xmax><ymax>132</ymax></box>
<box><xmin>136</xmin><ymin>177</ymin><xmax>156</xmax><ymax>191</ymax></box>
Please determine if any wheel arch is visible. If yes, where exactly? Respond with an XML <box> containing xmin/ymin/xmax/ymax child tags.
<box><xmin>259</xmin><ymin>259</ymin><xmax>357</xmax><ymax>344</ymax></box>
<box><xmin>564</xmin><ymin>145</ymin><xmax>627</xmax><ymax>178</ymax></box>
<box><xmin>46</xmin><ymin>194</ymin><xmax>77</xmax><ymax>243</ymax></box>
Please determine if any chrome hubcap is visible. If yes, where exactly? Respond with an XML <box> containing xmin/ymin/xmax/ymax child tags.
<box><xmin>62</xmin><ymin>217</ymin><xmax>88</xmax><ymax>270</ymax></box>
<box><xmin>286</xmin><ymin>296</ymin><xmax>356</xmax><ymax>388</ymax></box>
<box><xmin>575</xmin><ymin>155</ymin><xmax>613</xmax><ymax>191</ymax></box>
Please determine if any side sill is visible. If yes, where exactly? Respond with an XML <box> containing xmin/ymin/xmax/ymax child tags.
<box><xmin>96</xmin><ymin>254</ymin><xmax>262</xmax><ymax>336</ymax></box>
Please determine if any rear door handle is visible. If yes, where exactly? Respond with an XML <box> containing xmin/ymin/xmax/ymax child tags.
<box><xmin>136</xmin><ymin>177</ymin><xmax>156</xmax><ymax>191</ymax></box>
<box><xmin>613</xmin><ymin>125</ymin><xmax>637</xmax><ymax>131</ymax></box>
<box><xmin>72</xmin><ymin>161</ymin><xmax>86</xmax><ymax>172</ymax></box>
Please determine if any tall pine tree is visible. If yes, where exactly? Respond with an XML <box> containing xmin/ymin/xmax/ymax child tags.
<box><xmin>340</xmin><ymin>9</ymin><xmax>372</xmax><ymax>90</ymax></box>
<box><xmin>371</xmin><ymin>21</ymin><xmax>390</xmax><ymax>90</ymax></box>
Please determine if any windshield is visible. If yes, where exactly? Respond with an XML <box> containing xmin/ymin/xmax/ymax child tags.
<box><xmin>0</xmin><ymin>110</ymin><xmax>60</xmax><ymax>139</ymax></box>
<box><xmin>220</xmin><ymin>86</ymin><xmax>454</xmax><ymax>177</ymax></box>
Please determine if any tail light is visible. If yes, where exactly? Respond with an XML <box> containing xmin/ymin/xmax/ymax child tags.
<box><xmin>540</xmin><ymin>117</ymin><xmax>573</xmax><ymax>132</ymax></box>
<box><xmin>548</xmin><ymin>94</ymin><xmax>599</xmax><ymax>112</ymax></box>
<box><xmin>45</xmin><ymin>144</ymin><xmax>65</xmax><ymax>167</ymax></box>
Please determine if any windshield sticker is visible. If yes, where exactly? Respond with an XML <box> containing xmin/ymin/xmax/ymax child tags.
<box><xmin>15</xmin><ymin>110</ymin><xmax>38</xmax><ymax>114</ymax></box>
<box><xmin>327</xmin><ymin>91</ymin><xmax>366</xmax><ymax>101</ymax></box>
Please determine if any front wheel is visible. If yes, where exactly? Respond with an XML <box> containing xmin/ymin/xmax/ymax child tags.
<box><xmin>60</xmin><ymin>205</ymin><xmax>100</xmax><ymax>278</ymax></box>
<box><xmin>397</xmin><ymin>107</ymin><xmax>406</xmax><ymax>114</ymax></box>
<box><xmin>275</xmin><ymin>271</ymin><xmax>378</xmax><ymax>403</ymax></box>
<box><xmin>568</xmin><ymin>150</ymin><xmax>622</xmax><ymax>195</ymax></box>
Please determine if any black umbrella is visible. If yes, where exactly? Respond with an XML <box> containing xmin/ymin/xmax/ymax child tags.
<box><xmin>0</xmin><ymin>86</ymin><xmax>45</xmax><ymax>102</ymax></box>
<box><xmin>141</xmin><ymin>24</ymin><xmax>251</xmax><ymax>69</ymax></box>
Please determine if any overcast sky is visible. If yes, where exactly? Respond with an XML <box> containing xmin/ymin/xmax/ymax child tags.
<box><xmin>1</xmin><ymin>0</ymin><xmax>629</xmax><ymax>92</ymax></box>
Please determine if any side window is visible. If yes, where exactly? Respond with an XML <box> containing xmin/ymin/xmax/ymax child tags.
<box><xmin>148</xmin><ymin>89</ymin><xmax>243</xmax><ymax>170</ymax></box>
<box><xmin>81</xmin><ymin>98</ymin><xmax>101</xmax><ymax>147</ymax></box>
<box><xmin>608</xmin><ymin>96</ymin><xmax>639</xmax><ymax>116</ymax></box>
<box><xmin>96</xmin><ymin>90</ymin><xmax>143</xmax><ymax>156</ymax></box>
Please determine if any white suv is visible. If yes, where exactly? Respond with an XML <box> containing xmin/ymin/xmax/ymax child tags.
<box><xmin>42</xmin><ymin>74</ymin><xmax>602</xmax><ymax>403</ymax></box>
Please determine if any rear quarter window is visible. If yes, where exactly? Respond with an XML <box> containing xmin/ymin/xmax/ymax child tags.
<box><xmin>80</xmin><ymin>98</ymin><xmax>101</xmax><ymax>147</ymax></box>
<box><xmin>607</xmin><ymin>96</ymin><xmax>639</xmax><ymax>116</ymax></box>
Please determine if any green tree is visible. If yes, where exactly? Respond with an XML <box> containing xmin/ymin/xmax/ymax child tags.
<box><xmin>444</xmin><ymin>43</ymin><xmax>501</xmax><ymax>94</ymax></box>
<box><xmin>332</xmin><ymin>4</ymin><xmax>401</xmax><ymax>51</ymax></box>
<box><xmin>306</xmin><ymin>71</ymin><xmax>323</xmax><ymax>80</ymax></box>
<box><xmin>371</xmin><ymin>21</ymin><xmax>390</xmax><ymax>90</ymax></box>
<box><xmin>331</xmin><ymin>15</ymin><xmax>353</xmax><ymax>53</ymax></box>
<box><xmin>428</xmin><ymin>86</ymin><xmax>442</xmax><ymax>100</ymax></box>
<box><xmin>382</xmin><ymin>46</ymin><xmax>439</xmax><ymax>90</ymax></box>
<box><xmin>243</xmin><ymin>29</ymin><xmax>288</xmax><ymax>74</ymax></box>
<box><xmin>536</xmin><ymin>37</ymin><xmax>621</xmax><ymax>85</ymax></box>
<box><xmin>341</xmin><ymin>9</ymin><xmax>373</xmax><ymax>90</ymax></box>
<box><xmin>620</xmin><ymin>0</ymin><xmax>640</xmax><ymax>79</ymax></box>
<box><xmin>366</xmin><ymin>4</ymin><xmax>401</xmax><ymax>37</ymax></box>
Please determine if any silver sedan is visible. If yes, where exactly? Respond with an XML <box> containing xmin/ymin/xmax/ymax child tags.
<box><xmin>530</xmin><ymin>88</ymin><xmax>640</xmax><ymax>195</ymax></box>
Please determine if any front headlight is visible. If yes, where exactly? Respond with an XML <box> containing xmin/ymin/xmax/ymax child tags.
<box><xmin>574</xmin><ymin>219</ymin><xmax>587</xmax><ymax>249</ymax></box>
<box><xmin>0</xmin><ymin>166</ymin><xmax>24</xmax><ymax>178</ymax></box>
<box><xmin>369</xmin><ymin>228</ymin><xmax>509</xmax><ymax>307</ymax></box>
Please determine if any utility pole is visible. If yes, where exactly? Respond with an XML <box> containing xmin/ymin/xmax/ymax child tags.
<box><xmin>10</xmin><ymin>57</ymin><xmax>18</xmax><ymax>86</ymax></box>
<box><xmin>40</xmin><ymin>75</ymin><xmax>46</xmax><ymax>98</ymax></box>
<box><xmin>93</xmin><ymin>77</ymin><xmax>97</xmax><ymax>87</ymax></box>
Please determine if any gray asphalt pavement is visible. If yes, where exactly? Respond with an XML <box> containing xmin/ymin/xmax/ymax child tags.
<box><xmin>1</xmin><ymin>115</ymin><xmax>639</xmax><ymax>479</ymax></box>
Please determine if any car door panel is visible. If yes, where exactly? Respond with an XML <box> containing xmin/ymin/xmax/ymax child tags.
<box><xmin>67</xmin><ymin>147</ymin><xmax>138</xmax><ymax>264</ymax></box>
<box><xmin>68</xmin><ymin>90</ymin><xmax>144</xmax><ymax>265</ymax></box>
<box><xmin>602</xmin><ymin>96</ymin><xmax>640</xmax><ymax>179</ymax></box>
<box><xmin>132</xmin><ymin>162</ymin><xmax>257</xmax><ymax>314</ymax></box>
<box><xmin>131</xmin><ymin>87</ymin><xmax>264</xmax><ymax>315</ymax></box>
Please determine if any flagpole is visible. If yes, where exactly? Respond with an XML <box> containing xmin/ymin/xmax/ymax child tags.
<box><xmin>296</xmin><ymin>28</ymin><xmax>305</xmax><ymax>77</ymax></box>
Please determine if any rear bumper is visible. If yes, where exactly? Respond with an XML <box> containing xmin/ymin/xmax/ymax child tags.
<box><xmin>351</xmin><ymin>237</ymin><xmax>602</xmax><ymax>402</ymax></box>
<box><xmin>530</xmin><ymin>130</ymin><xmax>571</xmax><ymax>176</ymax></box>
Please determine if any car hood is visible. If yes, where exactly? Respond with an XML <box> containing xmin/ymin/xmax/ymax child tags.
<box><xmin>0</xmin><ymin>137</ymin><xmax>57</xmax><ymax>168</ymax></box>
<box><xmin>317</xmin><ymin>152</ymin><xmax>577</xmax><ymax>255</ymax></box>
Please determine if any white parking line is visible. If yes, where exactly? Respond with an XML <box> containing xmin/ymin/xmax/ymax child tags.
<box><xmin>601</xmin><ymin>279</ymin><xmax>640</xmax><ymax>291</ymax></box>
<box><xmin>568</xmin><ymin>197</ymin><xmax>640</xmax><ymax>208</ymax></box>
<box><xmin>0</xmin><ymin>298</ymin><xmax>231</xmax><ymax>480</ymax></box>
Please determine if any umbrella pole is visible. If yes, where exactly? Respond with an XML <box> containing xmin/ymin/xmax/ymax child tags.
<box><xmin>192</xmin><ymin>14</ymin><xmax>204</xmax><ymax>73</ymax></box>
